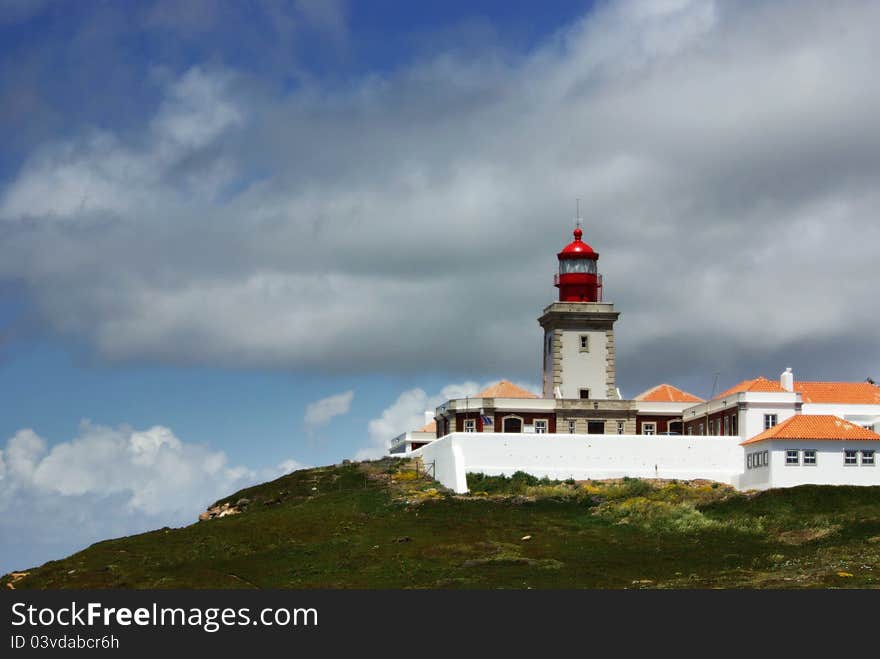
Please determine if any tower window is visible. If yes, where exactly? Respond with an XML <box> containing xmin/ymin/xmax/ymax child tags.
<box><xmin>579</xmin><ymin>335</ymin><xmax>590</xmax><ymax>352</ymax></box>
<box><xmin>579</xmin><ymin>389</ymin><xmax>590</xmax><ymax>399</ymax></box>
<box><xmin>764</xmin><ymin>414</ymin><xmax>778</xmax><ymax>430</ymax></box>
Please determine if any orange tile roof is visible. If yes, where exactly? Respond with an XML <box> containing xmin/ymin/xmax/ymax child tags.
<box><xmin>716</xmin><ymin>376</ymin><xmax>786</xmax><ymax>399</ymax></box>
<box><xmin>741</xmin><ymin>414</ymin><xmax>880</xmax><ymax>445</ymax></box>
<box><xmin>475</xmin><ymin>380</ymin><xmax>539</xmax><ymax>399</ymax></box>
<box><xmin>634</xmin><ymin>383</ymin><xmax>704</xmax><ymax>403</ymax></box>
<box><xmin>417</xmin><ymin>420</ymin><xmax>437</xmax><ymax>433</ymax></box>
<box><xmin>794</xmin><ymin>381</ymin><xmax>880</xmax><ymax>405</ymax></box>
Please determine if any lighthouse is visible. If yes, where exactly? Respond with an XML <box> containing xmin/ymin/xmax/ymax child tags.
<box><xmin>539</xmin><ymin>225</ymin><xmax>620</xmax><ymax>400</ymax></box>
<box><xmin>554</xmin><ymin>225</ymin><xmax>602</xmax><ymax>302</ymax></box>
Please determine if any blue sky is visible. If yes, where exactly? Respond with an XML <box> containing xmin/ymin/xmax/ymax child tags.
<box><xmin>2</xmin><ymin>0</ymin><xmax>880</xmax><ymax>572</ymax></box>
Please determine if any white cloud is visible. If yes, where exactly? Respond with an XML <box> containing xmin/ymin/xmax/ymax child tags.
<box><xmin>1</xmin><ymin>1</ymin><xmax>880</xmax><ymax>390</ymax></box>
<box><xmin>0</xmin><ymin>422</ymin><xmax>304</xmax><ymax>574</ymax></box>
<box><xmin>304</xmin><ymin>389</ymin><xmax>354</xmax><ymax>431</ymax></box>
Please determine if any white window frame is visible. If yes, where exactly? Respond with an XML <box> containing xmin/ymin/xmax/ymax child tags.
<box><xmin>723</xmin><ymin>416</ymin><xmax>729</xmax><ymax>436</ymax></box>
<box><xmin>844</xmin><ymin>449</ymin><xmax>858</xmax><ymax>466</ymax></box>
<box><xmin>617</xmin><ymin>421</ymin><xmax>625</xmax><ymax>435</ymax></box>
<box><xmin>785</xmin><ymin>449</ymin><xmax>799</xmax><ymax>466</ymax></box>
<box><xmin>764</xmin><ymin>414</ymin><xmax>778</xmax><ymax>430</ymax></box>
<box><xmin>802</xmin><ymin>449</ymin><xmax>816</xmax><ymax>466</ymax></box>
<box><xmin>642</xmin><ymin>422</ymin><xmax>656</xmax><ymax>436</ymax></box>
<box><xmin>568</xmin><ymin>420</ymin><xmax>576</xmax><ymax>434</ymax></box>
<box><xmin>464</xmin><ymin>418</ymin><xmax>476</xmax><ymax>433</ymax></box>
<box><xmin>534</xmin><ymin>419</ymin><xmax>548</xmax><ymax>434</ymax></box>
<box><xmin>762</xmin><ymin>450</ymin><xmax>769</xmax><ymax>466</ymax></box>
<box><xmin>861</xmin><ymin>450</ymin><xmax>875</xmax><ymax>466</ymax></box>
<box><xmin>747</xmin><ymin>454</ymin><xmax>753</xmax><ymax>469</ymax></box>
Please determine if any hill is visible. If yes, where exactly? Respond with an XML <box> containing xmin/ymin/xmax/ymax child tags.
<box><xmin>4</xmin><ymin>458</ymin><xmax>880</xmax><ymax>589</ymax></box>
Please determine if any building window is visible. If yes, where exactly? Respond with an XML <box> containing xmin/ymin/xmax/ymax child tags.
<box><xmin>723</xmin><ymin>416</ymin><xmax>729</xmax><ymax>436</ymax></box>
<box><xmin>587</xmin><ymin>421</ymin><xmax>605</xmax><ymax>434</ymax></box>
<box><xmin>803</xmin><ymin>450</ymin><xmax>816</xmax><ymax>465</ymax></box>
<box><xmin>785</xmin><ymin>450</ymin><xmax>799</xmax><ymax>465</ymax></box>
<box><xmin>642</xmin><ymin>422</ymin><xmax>656</xmax><ymax>436</ymax></box>
<box><xmin>762</xmin><ymin>450</ymin><xmax>768</xmax><ymax>466</ymax></box>
<box><xmin>568</xmin><ymin>420</ymin><xmax>576</xmax><ymax>434</ymax></box>
<box><xmin>747</xmin><ymin>454</ymin><xmax>753</xmax><ymax>469</ymax></box>
<box><xmin>764</xmin><ymin>414</ymin><xmax>778</xmax><ymax>430</ymax></box>
<box><xmin>502</xmin><ymin>416</ymin><xmax>523</xmax><ymax>433</ymax></box>
<box><xmin>731</xmin><ymin>415</ymin><xmax>737</xmax><ymax>435</ymax></box>
<box><xmin>579</xmin><ymin>335</ymin><xmax>590</xmax><ymax>352</ymax></box>
<box><xmin>688</xmin><ymin>426</ymin><xmax>694</xmax><ymax>436</ymax></box>
<box><xmin>535</xmin><ymin>419</ymin><xmax>547</xmax><ymax>434</ymax></box>
<box><xmin>579</xmin><ymin>389</ymin><xmax>590</xmax><ymax>399</ymax></box>
<box><xmin>844</xmin><ymin>450</ymin><xmax>858</xmax><ymax>466</ymax></box>
<box><xmin>862</xmin><ymin>450</ymin><xmax>875</xmax><ymax>466</ymax></box>
<box><xmin>464</xmin><ymin>419</ymin><xmax>476</xmax><ymax>433</ymax></box>
<box><xmin>617</xmin><ymin>421</ymin><xmax>625</xmax><ymax>435</ymax></box>
<box><xmin>698</xmin><ymin>423</ymin><xmax>704</xmax><ymax>435</ymax></box>
<box><xmin>709</xmin><ymin>420</ymin><xmax>714</xmax><ymax>435</ymax></box>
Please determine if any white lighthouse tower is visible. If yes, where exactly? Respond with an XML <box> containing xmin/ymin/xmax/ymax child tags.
<box><xmin>538</xmin><ymin>225</ymin><xmax>620</xmax><ymax>400</ymax></box>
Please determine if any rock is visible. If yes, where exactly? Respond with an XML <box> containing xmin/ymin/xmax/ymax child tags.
<box><xmin>521</xmin><ymin>535</ymin><xmax>532</xmax><ymax>541</ymax></box>
<box><xmin>342</xmin><ymin>459</ymin><xmax>351</xmax><ymax>465</ymax></box>
<box><xmin>235</xmin><ymin>498</ymin><xmax>250</xmax><ymax>507</ymax></box>
<box><xmin>394</xmin><ymin>536</ymin><xmax>412</xmax><ymax>543</ymax></box>
<box><xmin>198</xmin><ymin>512</ymin><xmax>211</xmax><ymax>521</ymax></box>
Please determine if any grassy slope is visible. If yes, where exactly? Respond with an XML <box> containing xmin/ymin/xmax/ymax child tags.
<box><xmin>4</xmin><ymin>459</ymin><xmax>880</xmax><ymax>589</ymax></box>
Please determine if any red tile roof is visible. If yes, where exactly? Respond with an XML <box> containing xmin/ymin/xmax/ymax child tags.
<box><xmin>795</xmin><ymin>381</ymin><xmax>880</xmax><ymax>405</ymax></box>
<box><xmin>475</xmin><ymin>380</ymin><xmax>538</xmax><ymax>399</ymax></box>
<box><xmin>417</xmin><ymin>420</ymin><xmax>437</xmax><ymax>433</ymax></box>
<box><xmin>741</xmin><ymin>414</ymin><xmax>880</xmax><ymax>445</ymax></box>
<box><xmin>716</xmin><ymin>376</ymin><xmax>880</xmax><ymax>404</ymax></box>
<box><xmin>634</xmin><ymin>383</ymin><xmax>704</xmax><ymax>403</ymax></box>
<box><xmin>716</xmin><ymin>377</ymin><xmax>786</xmax><ymax>399</ymax></box>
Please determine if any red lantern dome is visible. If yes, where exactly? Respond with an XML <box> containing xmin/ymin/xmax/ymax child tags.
<box><xmin>555</xmin><ymin>227</ymin><xmax>602</xmax><ymax>302</ymax></box>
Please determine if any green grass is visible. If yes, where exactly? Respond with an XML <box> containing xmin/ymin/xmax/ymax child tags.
<box><xmin>4</xmin><ymin>460</ymin><xmax>880</xmax><ymax>589</ymax></box>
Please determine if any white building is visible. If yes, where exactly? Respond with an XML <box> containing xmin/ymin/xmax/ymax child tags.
<box><xmin>390</xmin><ymin>226</ymin><xmax>880</xmax><ymax>492</ymax></box>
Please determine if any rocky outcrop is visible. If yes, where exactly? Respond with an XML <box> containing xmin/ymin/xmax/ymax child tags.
<box><xmin>198</xmin><ymin>498</ymin><xmax>250</xmax><ymax>521</ymax></box>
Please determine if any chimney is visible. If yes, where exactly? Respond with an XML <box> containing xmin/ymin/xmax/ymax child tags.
<box><xmin>780</xmin><ymin>367</ymin><xmax>794</xmax><ymax>392</ymax></box>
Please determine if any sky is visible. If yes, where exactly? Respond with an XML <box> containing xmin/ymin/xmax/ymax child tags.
<box><xmin>1</xmin><ymin>0</ymin><xmax>879</xmax><ymax>573</ymax></box>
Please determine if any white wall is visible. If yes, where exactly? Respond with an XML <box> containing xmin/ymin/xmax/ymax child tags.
<box><xmin>414</xmin><ymin>437</ymin><xmax>468</xmax><ymax>494</ymax></box>
<box><xmin>412</xmin><ymin>432</ymin><xmax>743</xmax><ymax>493</ymax></box>
<box><xmin>802</xmin><ymin>403</ymin><xmax>880</xmax><ymax>428</ymax></box>
<box><xmin>741</xmin><ymin>402</ymin><xmax>798</xmax><ymax>440</ymax></box>
<box><xmin>560</xmin><ymin>329</ymin><xmax>608</xmax><ymax>399</ymax></box>
<box><xmin>762</xmin><ymin>440</ymin><xmax>880</xmax><ymax>489</ymax></box>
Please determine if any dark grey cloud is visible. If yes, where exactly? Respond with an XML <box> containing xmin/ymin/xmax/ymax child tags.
<box><xmin>1</xmin><ymin>0</ymin><xmax>878</xmax><ymax>395</ymax></box>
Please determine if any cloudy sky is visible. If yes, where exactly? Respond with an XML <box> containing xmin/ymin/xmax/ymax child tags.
<box><xmin>1</xmin><ymin>0</ymin><xmax>879</xmax><ymax>572</ymax></box>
